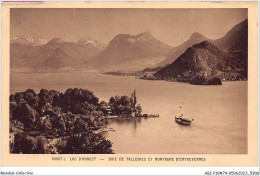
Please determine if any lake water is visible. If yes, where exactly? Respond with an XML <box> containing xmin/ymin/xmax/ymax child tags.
<box><xmin>10</xmin><ymin>71</ymin><xmax>247</xmax><ymax>154</ymax></box>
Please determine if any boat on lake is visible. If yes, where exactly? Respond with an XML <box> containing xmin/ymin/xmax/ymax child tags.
<box><xmin>175</xmin><ymin>114</ymin><xmax>193</xmax><ymax>126</ymax></box>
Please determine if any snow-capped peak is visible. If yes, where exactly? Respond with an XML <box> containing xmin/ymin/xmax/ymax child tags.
<box><xmin>78</xmin><ymin>39</ymin><xmax>98</xmax><ymax>47</ymax></box>
<box><xmin>77</xmin><ymin>38</ymin><xmax>106</xmax><ymax>49</ymax></box>
<box><xmin>11</xmin><ymin>35</ymin><xmax>47</xmax><ymax>46</ymax></box>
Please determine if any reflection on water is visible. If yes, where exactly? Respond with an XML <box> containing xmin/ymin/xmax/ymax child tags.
<box><xmin>107</xmin><ymin>117</ymin><xmax>142</xmax><ymax>134</ymax></box>
<box><xmin>109</xmin><ymin>117</ymin><xmax>142</xmax><ymax>126</ymax></box>
<box><xmin>10</xmin><ymin>71</ymin><xmax>247</xmax><ymax>154</ymax></box>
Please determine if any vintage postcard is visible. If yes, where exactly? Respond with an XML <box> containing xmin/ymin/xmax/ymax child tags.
<box><xmin>1</xmin><ymin>1</ymin><xmax>258</xmax><ymax>167</ymax></box>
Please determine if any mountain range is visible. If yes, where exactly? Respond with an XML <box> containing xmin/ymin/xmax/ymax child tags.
<box><xmin>85</xmin><ymin>31</ymin><xmax>173</xmax><ymax>70</ymax></box>
<box><xmin>11</xmin><ymin>35</ymin><xmax>48</xmax><ymax>46</ymax></box>
<box><xmin>11</xmin><ymin>19</ymin><xmax>247</xmax><ymax>75</ymax></box>
<box><xmin>11</xmin><ymin>36</ymin><xmax>106</xmax><ymax>70</ymax></box>
<box><xmin>156</xmin><ymin>32</ymin><xmax>209</xmax><ymax>67</ymax></box>
<box><xmin>154</xmin><ymin>19</ymin><xmax>248</xmax><ymax>82</ymax></box>
<box><xmin>213</xmin><ymin>19</ymin><xmax>248</xmax><ymax>52</ymax></box>
<box><xmin>154</xmin><ymin>41</ymin><xmax>247</xmax><ymax>80</ymax></box>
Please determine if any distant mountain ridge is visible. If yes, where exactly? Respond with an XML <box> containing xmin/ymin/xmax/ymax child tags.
<box><xmin>213</xmin><ymin>19</ymin><xmax>248</xmax><ymax>52</ymax></box>
<box><xmin>157</xmin><ymin>32</ymin><xmax>209</xmax><ymax>67</ymax></box>
<box><xmin>11</xmin><ymin>37</ymin><xmax>106</xmax><ymax>70</ymax></box>
<box><xmin>11</xmin><ymin>19</ymin><xmax>248</xmax><ymax>73</ymax></box>
<box><xmin>11</xmin><ymin>35</ymin><xmax>47</xmax><ymax>46</ymax></box>
<box><xmin>157</xmin><ymin>19</ymin><xmax>248</xmax><ymax>67</ymax></box>
<box><xmin>85</xmin><ymin>31</ymin><xmax>173</xmax><ymax>70</ymax></box>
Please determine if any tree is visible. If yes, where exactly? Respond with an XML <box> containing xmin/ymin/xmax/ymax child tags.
<box><xmin>90</xmin><ymin>97</ymin><xmax>99</xmax><ymax>106</ymax></box>
<box><xmin>100</xmin><ymin>107</ymin><xmax>108</xmax><ymax>116</ymax></box>
<box><xmin>13</xmin><ymin>102</ymin><xmax>39</xmax><ymax>129</ymax></box>
<box><xmin>120</xmin><ymin>96</ymin><xmax>131</xmax><ymax>106</ymax></box>
<box><xmin>114</xmin><ymin>95</ymin><xmax>121</xmax><ymax>103</ymax></box>
<box><xmin>52</xmin><ymin>93</ymin><xmax>61</xmax><ymax>107</ymax></box>
<box><xmin>10</xmin><ymin>101</ymin><xmax>17</xmax><ymax>120</ymax></box>
<box><xmin>36</xmin><ymin>118</ymin><xmax>52</xmax><ymax>131</ymax></box>
<box><xmin>109</xmin><ymin>97</ymin><xmax>116</xmax><ymax>105</ymax></box>
<box><xmin>10</xmin><ymin>94</ymin><xmax>15</xmax><ymax>101</ymax></box>
<box><xmin>13</xmin><ymin>132</ymin><xmax>37</xmax><ymax>154</ymax></box>
<box><xmin>62</xmin><ymin>88</ymin><xmax>99</xmax><ymax>113</ymax></box>
<box><xmin>61</xmin><ymin>132</ymin><xmax>113</xmax><ymax>154</ymax></box>
<box><xmin>73</xmin><ymin>119</ymin><xmax>88</xmax><ymax>136</ymax></box>
<box><xmin>114</xmin><ymin>104</ymin><xmax>124</xmax><ymax>115</ymax></box>
<box><xmin>38</xmin><ymin>89</ymin><xmax>49</xmax><ymax>108</ymax></box>
<box><xmin>123</xmin><ymin>106</ymin><xmax>132</xmax><ymax>114</ymax></box>
<box><xmin>135</xmin><ymin>104</ymin><xmax>142</xmax><ymax>114</ymax></box>
<box><xmin>33</xmin><ymin>137</ymin><xmax>49</xmax><ymax>154</ymax></box>
<box><xmin>14</xmin><ymin>92</ymin><xmax>24</xmax><ymax>102</ymax></box>
<box><xmin>51</xmin><ymin>117</ymin><xmax>66</xmax><ymax>134</ymax></box>
<box><xmin>74</xmin><ymin>102</ymin><xmax>95</xmax><ymax>115</ymax></box>
<box><xmin>10</xmin><ymin>120</ymin><xmax>24</xmax><ymax>132</ymax></box>
<box><xmin>23</xmin><ymin>89</ymin><xmax>39</xmax><ymax>108</ymax></box>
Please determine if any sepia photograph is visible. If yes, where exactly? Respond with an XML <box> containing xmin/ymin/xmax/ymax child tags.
<box><xmin>8</xmin><ymin>7</ymin><xmax>250</xmax><ymax>155</ymax></box>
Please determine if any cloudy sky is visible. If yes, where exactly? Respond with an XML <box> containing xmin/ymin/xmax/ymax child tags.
<box><xmin>11</xmin><ymin>8</ymin><xmax>247</xmax><ymax>46</ymax></box>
